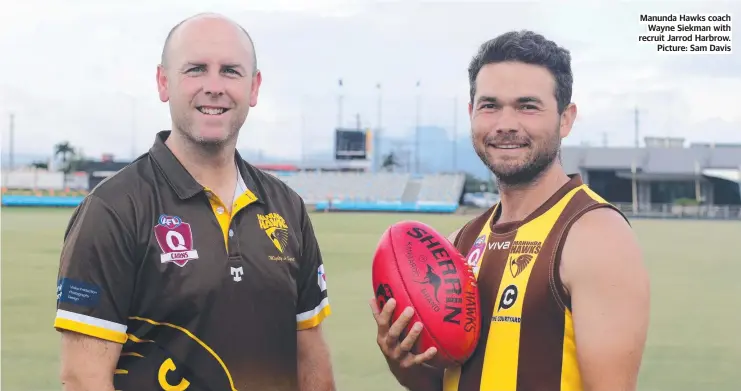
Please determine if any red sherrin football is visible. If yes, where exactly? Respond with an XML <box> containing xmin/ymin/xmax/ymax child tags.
<box><xmin>372</xmin><ymin>221</ymin><xmax>481</xmax><ymax>368</ymax></box>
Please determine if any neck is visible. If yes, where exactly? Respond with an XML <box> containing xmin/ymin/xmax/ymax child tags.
<box><xmin>496</xmin><ymin>163</ymin><xmax>570</xmax><ymax>224</ymax></box>
<box><xmin>165</xmin><ymin>130</ymin><xmax>237</xmax><ymax>190</ymax></box>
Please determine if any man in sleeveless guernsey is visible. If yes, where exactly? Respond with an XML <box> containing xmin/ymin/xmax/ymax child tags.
<box><xmin>371</xmin><ymin>30</ymin><xmax>650</xmax><ymax>391</ymax></box>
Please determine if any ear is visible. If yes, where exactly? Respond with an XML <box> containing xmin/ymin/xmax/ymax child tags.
<box><xmin>559</xmin><ymin>103</ymin><xmax>577</xmax><ymax>138</ymax></box>
<box><xmin>156</xmin><ymin>65</ymin><xmax>169</xmax><ymax>103</ymax></box>
<box><xmin>468</xmin><ymin>100</ymin><xmax>474</xmax><ymax>118</ymax></box>
<box><xmin>249</xmin><ymin>70</ymin><xmax>262</xmax><ymax>108</ymax></box>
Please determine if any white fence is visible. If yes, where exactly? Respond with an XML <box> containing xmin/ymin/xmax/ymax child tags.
<box><xmin>0</xmin><ymin>170</ymin><xmax>88</xmax><ymax>190</ymax></box>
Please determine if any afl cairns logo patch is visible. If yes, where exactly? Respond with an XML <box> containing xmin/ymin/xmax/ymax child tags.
<box><xmin>154</xmin><ymin>214</ymin><xmax>199</xmax><ymax>267</ymax></box>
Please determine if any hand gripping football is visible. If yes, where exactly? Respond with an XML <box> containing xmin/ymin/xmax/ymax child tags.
<box><xmin>372</xmin><ymin>221</ymin><xmax>481</xmax><ymax>368</ymax></box>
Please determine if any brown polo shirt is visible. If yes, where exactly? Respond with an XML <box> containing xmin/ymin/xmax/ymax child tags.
<box><xmin>54</xmin><ymin>130</ymin><xmax>331</xmax><ymax>391</ymax></box>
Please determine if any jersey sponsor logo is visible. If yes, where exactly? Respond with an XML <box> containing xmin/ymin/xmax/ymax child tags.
<box><xmin>154</xmin><ymin>214</ymin><xmax>199</xmax><ymax>267</ymax></box>
<box><xmin>488</xmin><ymin>240</ymin><xmax>511</xmax><ymax>251</ymax></box>
<box><xmin>493</xmin><ymin>285</ymin><xmax>522</xmax><ymax>324</ymax></box>
<box><xmin>257</xmin><ymin>213</ymin><xmax>295</xmax><ymax>262</ymax></box>
<box><xmin>317</xmin><ymin>264</ymin><xmax>328</xmax><ymax>292</ymax></box>
<box><xmin>57</xmin><ymin>278</ymin><xmax>102</xmax><ymax>308</ymax></box>
<box><xmin>497</xmin><ymin>284</ymin><xmax>518</xmax><ymax>311</ymax></box>
<box><xmin>466</xmin><ymin>235</ymin><xmax>487</xmax><ymax>271</ymax></box>
<box><xmin>230</xmin><ymin>266</ymin><xmax>244</xmax><ymax>282</ymax></box>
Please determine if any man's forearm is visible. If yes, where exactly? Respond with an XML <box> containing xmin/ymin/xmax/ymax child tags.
<box><xmin>387</xmin><ymin>358</ymin><xmax>443</xmax><ymax>391</ymax></box>
<box><xmin>297</xmin><ymin>332</ymin><xmax>336</xmax><ymax>391</ymax></box>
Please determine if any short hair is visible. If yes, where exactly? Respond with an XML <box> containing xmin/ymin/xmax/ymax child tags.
<box><xmin>160</xmin><ymin>13</ymin><xmax>258</xmax><ymax>75</ymax></box>
<box><xmin>468</xmin><ymin>30</ymin><xmax>573</xmax><ymax>113</ymax></box>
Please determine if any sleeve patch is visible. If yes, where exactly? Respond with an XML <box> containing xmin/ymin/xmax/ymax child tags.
<box><xmin>317</xmin><ymin>265</ymin><xmax>327</xmax><ymax>292</ymax></box>
<box><xmin>57</xmin><ymin>278</ymin><xmax>102</xmax><ymax>308</ymax></box>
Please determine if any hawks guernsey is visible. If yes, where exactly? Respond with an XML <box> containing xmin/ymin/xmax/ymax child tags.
<box><xmin>443</xmin><ymin>174</ymin><xmax>625</xmax><ymax>391</ymax></box>
<box><xmin>54</xmin><ymin>130</ymin><xmax>331</xmax><ymax>391</ymax></box>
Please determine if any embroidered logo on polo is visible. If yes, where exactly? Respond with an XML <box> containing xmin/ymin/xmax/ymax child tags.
<box><xmin>154</xmin><ymin>214</ymin><xmax>199</xmax><ymax>267</ymax></box>
<box><xmin>257</xmin><ymin>213</ymin><xmax>296</xmax><ymax>262</ymax></box>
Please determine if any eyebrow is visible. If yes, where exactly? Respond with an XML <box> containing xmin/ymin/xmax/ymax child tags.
<box><xmin>477</xmin><ymin>95</ymin><xmax>544</xmax><ymax>105</ymax></box>
<box><xmin>181</xmin><ymin>62</ymin><xmax>246</xmax><ymax>72</ymax></box>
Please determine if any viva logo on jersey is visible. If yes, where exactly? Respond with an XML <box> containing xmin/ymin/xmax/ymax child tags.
<box><xmin>154</xmin><ymin>214</ymin><xmax>200</xmax><ymax>267</ymax></box>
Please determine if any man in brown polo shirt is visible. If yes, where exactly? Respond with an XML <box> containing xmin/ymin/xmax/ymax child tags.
<box><xmin>54</xmin><ymin>13</ymin><xmax>335</xmax><ymax>391</ymax></box>
<box><xmin>371</xmin><ymin>30</ymin><xmax>650</xmax><ymax>391</ymax></box>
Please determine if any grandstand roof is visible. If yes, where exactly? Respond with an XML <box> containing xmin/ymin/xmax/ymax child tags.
<box><xmin>561</xmin><ymin>145</ymin><xmax>741</xmax><ymax>176</ymax></box>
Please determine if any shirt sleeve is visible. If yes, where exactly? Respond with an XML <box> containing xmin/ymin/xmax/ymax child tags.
<box><xmin>53</xmin><ymin>194</ymin><xmax>137</xmax><ymax>344</ymax></box>
<box><xmin>295</xmin><ymin>199</ymin><xmax>331</xmax><ymax>330</ymax></box>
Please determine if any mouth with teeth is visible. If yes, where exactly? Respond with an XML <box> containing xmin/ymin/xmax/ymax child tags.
<box><xmin>490</xmin><ymin>143</ymin><xmax>529</xmax><ymax>149</ymax></box>
<box><xmin>197</xmin><ymin>106</ymin><xmax>230</xmax><ymax>116</ymax></box>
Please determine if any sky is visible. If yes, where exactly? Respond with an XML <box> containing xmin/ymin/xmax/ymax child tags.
<box><xmin>1</xmin><ymin>0</ymin><xmax>739</xmax><ymax>163</ymax></box>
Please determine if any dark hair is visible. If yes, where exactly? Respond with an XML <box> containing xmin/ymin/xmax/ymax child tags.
<box><xmin>468</xmin><ymin>30</ymin><xmax>573</xmax><ymax>113</ymax></box>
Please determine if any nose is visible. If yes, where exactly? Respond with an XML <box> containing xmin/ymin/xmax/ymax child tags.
<box><xmin>495</xmin><ymin>106</ymin><xmax>520</xmax><ymax>134</ymax></box>
<box><xmin>202</xmin><ymin>71</ymin><xmax>226</xmax><ymax>97</ymax></box>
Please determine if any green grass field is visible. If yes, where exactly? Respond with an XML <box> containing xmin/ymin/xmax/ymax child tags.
<box><xmin>2</xmin><ymin>207</ymin><xmax>740</xmax><ymax>391</ymax></box>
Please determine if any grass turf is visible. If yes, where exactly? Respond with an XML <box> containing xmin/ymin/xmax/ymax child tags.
<box><xmin>1</xmin><ymin>208</ymin><xmax>740</xmax><ymax>390</ymax></box>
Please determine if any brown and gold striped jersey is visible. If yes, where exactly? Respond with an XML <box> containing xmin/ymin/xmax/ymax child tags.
<box><xmin>442</xmin><ymin>174</ymin><xmax>625</xmax><ymax>391</ymax></box>
<box><xmin>54</xmin><ymin>131</ymin><xmax>331</xmax><ymax>391</ymax></box>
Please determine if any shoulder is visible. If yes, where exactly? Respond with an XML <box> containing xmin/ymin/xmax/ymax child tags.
<box><xmin>560</xmin><ymin>206</ymin><xmax>644</xmax><ymax>291</ymax></box>
<box><xmin>243</xmin><ymin>164</ymin><xmax>311</xmax><ymax>226</ymax></box>
<box><xmin>86</xmin><ymin>157</ymin><xmax>155</xmax><ymax>209</ymax></box>
<box><xmin>72</xmin><ymin>157</ymin><xmax>157</xmax><ymax>234</ymax></box>
<box><xmin>450</xmin><ymin>204</ymin><xmax>497</xmax><ymax>249</ymax></box>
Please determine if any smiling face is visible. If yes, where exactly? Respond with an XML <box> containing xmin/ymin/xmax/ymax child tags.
<box><xmin>469</xmin><ymin>61</ymin><xmax>576</xmax><ymax>186</ymax></box>
<box><xmin>156</xmin><ymin>15</ymin><xmax>261</xmax><ymax>147</ymax></box>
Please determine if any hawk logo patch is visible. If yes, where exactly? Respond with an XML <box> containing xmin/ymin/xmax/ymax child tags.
<box><xmin>257</xmin><ymin>213</ymin><xmax>291</xmax><ymax>257</ymax></box>
<box><xmin>509</xmin><ymin>254</ymin><xmax>534</xmax><ymax>278</ymax></box>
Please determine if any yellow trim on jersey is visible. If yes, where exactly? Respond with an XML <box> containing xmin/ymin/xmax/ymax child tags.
<box><xmin>127</xmin><ymin>334</ymin><xmax>154</xmax><ymax>343</ymax></box>
<box><xmin>128</xmin><ymin>316</ymin><xmax>237</xmax><ymax>391</ymax></box>
<box><xmin>561</xmin><ymin>308</ymin><xmax>582</xmax><ymax>390</ymax></box>
<box><xmin>297</xmin><ymin>304</ymin><xmax>332</xmax><ymax>330</ymax></box>
<box><xmin>115</xmin><ymin>369</ymin><xmax>128</xmax><ymax>375</ymax></box>
<box><xmin>121</xmin><ymin>352</ymin><xmax>145</xmax><ymax>358</ymax></box>
<box><xmin>204</xmin><ymin>186</ymin><xmax>258</xmax><ymax>250</ymax></box>
<box><xmin>54</xmin><ymin>318</ymin><xmax>128</xmax><ymax>344</ymax></box>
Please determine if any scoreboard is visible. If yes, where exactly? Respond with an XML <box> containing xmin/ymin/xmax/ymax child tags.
<box><xmin>334</xmin><ymin>128</ymin><xmax>370</xmax><ymax>160</ymax></box>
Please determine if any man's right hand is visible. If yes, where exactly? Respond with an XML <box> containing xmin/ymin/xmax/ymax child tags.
<box><xmin>370</xmin><ymin>297</ymin><xmax>443</xmax><ymax>391</ymax></box>
<box><xmin>370</xmin><ymin>297</ymin><xmax>438</xmax><ymax>368</ymax></box>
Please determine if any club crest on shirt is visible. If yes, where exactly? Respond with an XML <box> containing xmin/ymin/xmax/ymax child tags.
<box><xmin>466</xmin><ymin>235</ymin><xmax>487</xmax><ymax>271</ymax></box>
<box><xmin>153</xmin><ymin>214</ymin><xmax>199</xmax><ymax>267</ymax></box>
<box><xmin>257</xmin><ymin>213</ymin><xmax>295</xmax><ymax>262</ymax></box>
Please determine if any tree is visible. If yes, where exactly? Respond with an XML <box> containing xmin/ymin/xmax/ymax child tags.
<box><xmin>54</xmin><ymin>141</ymin><xmax>75</xmax><ymax>167</ymax></box>
<box><xmin>381</xmin><ymin>152</ymin><xmax>400</xmax><ymax>172</ymax></box>
<box><xmin>30</xmin><ymin>161</ymin><xmax>48</xmax><ymax>170</ymax></box>
<box><xmin>54</xmin><ymin>141</ymin><xmax>84</xmax><ymax>187</ymax></box>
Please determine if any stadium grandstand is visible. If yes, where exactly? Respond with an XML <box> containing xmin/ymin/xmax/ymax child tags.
<box><xmin>2</xmin><ymin>135</ymin><xmax>740</xmax><ymax>219</ymax></box>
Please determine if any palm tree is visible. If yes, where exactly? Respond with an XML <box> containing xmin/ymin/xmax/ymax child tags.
<box><xmin>54</xmin><ymin>141</ymin><xmax>75</xmax><ymax>167</ymax></box>
<box><xmin>54</xmin><ymin>141</ymin><xmax>77</xmax><ymax>188</ymax></box>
